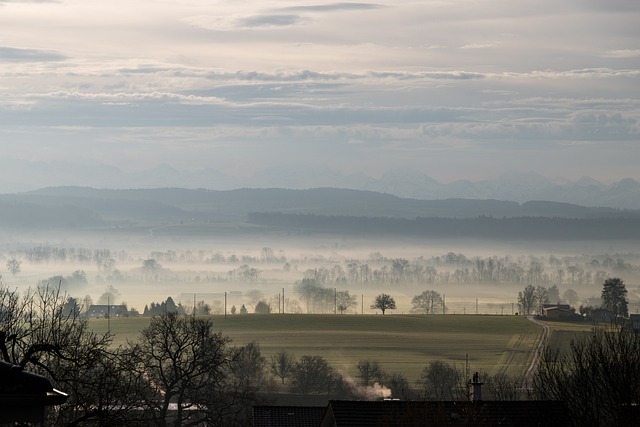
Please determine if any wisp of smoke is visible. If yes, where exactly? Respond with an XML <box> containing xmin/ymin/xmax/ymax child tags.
<box><xmin>343</xmin><ymin>376</ymin><xmax>392</xmax><ymax>400</ymax></box>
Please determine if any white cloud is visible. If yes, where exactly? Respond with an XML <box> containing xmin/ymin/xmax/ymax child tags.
<box><xmin>603</xmin><ymin>49</ymin><xmax>640</xmax><ymax>58</ymax></box>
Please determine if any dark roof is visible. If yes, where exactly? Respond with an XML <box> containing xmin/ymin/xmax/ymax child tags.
<box><xmin>253</xmin><ymin>405</ymin><xmax>326</xmax><ymax>427</ymax></box>
<box><xmin>543</xmin><ymin>304</ymin><xmax>571</xmax><ymax>310</ymax></box>
<box><xmin>320</xmin><ymin>400</ymin><xmax>571</xmax><ymax>427</ymax></box>
<box><xmin>0</xmin><ymin>361</ymin><xmax>68</xmax><ymax>423</ymax></box>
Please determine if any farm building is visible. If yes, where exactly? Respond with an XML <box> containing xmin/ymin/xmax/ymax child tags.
<box><xmin>542</xmin><ymin>303</ymin><xmax>575</xmax><ymax>320</ymax></box>
<box><xmin>85</xmin><ymin>304</ymin><xmax>128</xmax><ymax>318</ymax></box>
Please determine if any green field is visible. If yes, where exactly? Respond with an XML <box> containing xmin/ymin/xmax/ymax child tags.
<box><xmin>91</xmin><ymin>314</ymin><xmax>542</xmax><ymax>382</ymax></box>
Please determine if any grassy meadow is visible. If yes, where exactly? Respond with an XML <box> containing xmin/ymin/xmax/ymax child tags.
<box><xmin>90</xmin><ymin>313</ymin><xmax>542</xmax><ymax>383</ymax></box>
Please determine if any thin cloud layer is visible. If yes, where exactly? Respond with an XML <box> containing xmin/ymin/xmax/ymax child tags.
<box><xmin>0</xmin><ymin>46</ymin><xmax>65</xmax><ymax>62</ymax></box>
<box><xmin>0</xmin><ymin>0</ymin><xmax>639</xmax><ymax>187</ymax></box>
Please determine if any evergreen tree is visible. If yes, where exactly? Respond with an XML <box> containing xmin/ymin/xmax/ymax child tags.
<box><xmin>601</xmin><ymin>277</ymin><xmax>628</xmax><ymax>317</ymax></box>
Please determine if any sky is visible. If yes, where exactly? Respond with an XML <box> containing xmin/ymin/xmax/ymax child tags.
<box><xmin>1</xmin><ymin>0</ymin><xmax>639</xmax><ymax>187</ymax></box>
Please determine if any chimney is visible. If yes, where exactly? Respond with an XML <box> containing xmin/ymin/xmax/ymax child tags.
<box><xmin>468</xmin><ymin>372</ymin><xmax>484</xmax><ymax>402</ymax></box>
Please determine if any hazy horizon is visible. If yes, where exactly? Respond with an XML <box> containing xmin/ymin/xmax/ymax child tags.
<box><xmin>1</xmin><ymin>0</ymin><xmax>639</xmax><ymax>189</ymax></box>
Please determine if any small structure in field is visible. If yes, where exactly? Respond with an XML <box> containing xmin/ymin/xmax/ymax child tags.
<box><xmin>86</xmin><ymin>304</ymin><xmax>128</xmax><ymax>318</ymax></box>
<box><xmin>542</xmin><ymin>304</ymin><xmax>575</xmax><ymax>320</ymax></box>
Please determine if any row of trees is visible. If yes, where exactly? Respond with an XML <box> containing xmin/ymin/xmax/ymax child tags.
<box><xmin>8</xmin><ymin>246</ymin><xmax>639</xmax><ymax>291</ymax></box>
<box><xmin>299</xmin><ymin>257</ymin><xmax>632</xmax><ymax>289</ymax></box>
<box><xmin>269</xmin><ymin>352</ymin><xmax>523</xmax><ymax>402</ymax></box>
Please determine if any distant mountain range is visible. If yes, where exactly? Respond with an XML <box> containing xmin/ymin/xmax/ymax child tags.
<box><xmin>1</xmin><ymin>187</ymin><xmax>638</xmax><ymax>232</ymax></box>
<box><xmin>1</xmin><ymin>160</ymin><xmax>640</xmax><ymax>209</ymax></box>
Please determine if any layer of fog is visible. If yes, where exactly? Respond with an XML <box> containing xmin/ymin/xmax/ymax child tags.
<box><xmin>2</xmin><ymin>230</ymin><xmax>638</xmax><ymax>316</ymax></box>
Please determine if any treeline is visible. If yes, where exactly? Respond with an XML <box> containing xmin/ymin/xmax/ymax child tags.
<box><xmin>299</xmin><ymin>255</ymin><xmax>634</xmax><ymax>288</ymax></box>
<box><xmin>248</xmin><ymin>212</ymin><xmax>640</xmax><ymax>240</ymax></box>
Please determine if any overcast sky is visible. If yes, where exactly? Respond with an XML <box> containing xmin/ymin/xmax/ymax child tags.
<box><xmin>1</xmin><ymin>0</ymin><xmax>639</xmax><ymax>186</ymax></box>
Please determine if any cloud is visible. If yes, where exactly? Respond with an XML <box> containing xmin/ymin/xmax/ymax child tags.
<box><xmin>238</xmin><ymin>14</ymin><xmax>306</xmax><ymax>28</ymax></box>
<box><xmin>460</xmin><ymin>43</ymin><xmax>496</xmax><ymax>50</ymax></box>
<box><xmin>0</xmin><ymin>0</ymin><xmax>58</xmax><ymax>3</ymax></box>
<box><xmin>0</xmin><ymin>46</ymin><xmax>65</xmax><ymax>62</ymax></box>
<box><xmin>278</xmin><ymin>3</ymin><xmax>385</xmax><ymax>12</ymax></box>
<box><xmin>603</xmin><ymin>49</ymin><xmax>640</xmax><ymax>58</ymax></box>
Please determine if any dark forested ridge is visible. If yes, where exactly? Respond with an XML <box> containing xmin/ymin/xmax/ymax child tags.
<box><xmin>0</xmin><ymin>186</ymin><xmax>639</xmax><ymax>235</ymax></box>
<box><xmin>247</xmin><ymin>212</ymin><xmax>640</xmax><ymax>240</ymax></box>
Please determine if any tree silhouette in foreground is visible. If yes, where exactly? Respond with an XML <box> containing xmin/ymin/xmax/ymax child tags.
<box><xmin>534</xmin><ymin>328</ymin><xmax>640</xmax><ymax>426</ymax></box>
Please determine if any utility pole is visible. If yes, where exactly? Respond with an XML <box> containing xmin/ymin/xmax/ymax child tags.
<box><xmin>443</xmin><ymin>294</ymin><xmax>446</xmax><ymax>315</ymax></box>
<box><xmin>107</xmin><ymin>294</ymin><xmax>111</xmax><ymax>333</ymax></box>
<box><xmin>224</xmin><ymin>292</ymin><xmax>227</xmax><ymax>319</ymax></box>
<box><xmin>334</xmin><ymin>288</ymin><xmax>337</xmax><ymax>314</ymax></box>
<box><xmin>282</xmin><ymin>288</ymin><xmax>285</xmax><ymax>314</ymax></box>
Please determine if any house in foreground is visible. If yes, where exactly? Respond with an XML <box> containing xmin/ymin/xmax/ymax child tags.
<box><xmin>254</xmin><ymin>400</ymin><xmax>572</xmax><ymax>427</ymax></box>
<box><xmin>0</xmin><ymin>361</ymin><xmax>67</xmax><ymax>424</ymax></box>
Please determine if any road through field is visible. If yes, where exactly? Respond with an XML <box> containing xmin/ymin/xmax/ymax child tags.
<box><xmin>523</xmin><ymin>316</ymin><xmax>550</xmax><ymax>388</ymax></box>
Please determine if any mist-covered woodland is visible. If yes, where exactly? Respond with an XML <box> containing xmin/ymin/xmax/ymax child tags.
<box><xmin>3</xmin><ymin>240</ymin><xmax>639</xmax><ymax>317</ymax></box>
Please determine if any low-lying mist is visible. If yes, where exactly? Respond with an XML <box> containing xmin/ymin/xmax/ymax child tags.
<box><xmin>2</xmin><ymin>231</ymin><xmax>638</xmax><ymax>317</ymax></box>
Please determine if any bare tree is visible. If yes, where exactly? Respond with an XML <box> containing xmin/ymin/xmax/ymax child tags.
<box><xmin>6</xmin><ymin>258</ymin><xmax>21</xmax><ymax>276</ymax></box>
<box><xmin>290</xmin><ymin>355</ymin><xmax>338</xmax><ymax>395</ymax></box>
<box><xmin>336</xmin><ymin>290</ymin><xmax>357</xmax><ymax>314</ymax></box>
<box><xmin>411</xmin><ymin>290</ymin><xmax>443</xmax><ymax>314</ymax></box>
<box><xmin>517</xmin><ymin>285</ymin><xmax>536</xmax><ymax>315</ymax></box>
<box><xmin>129</xmin><ymin>313</ymin><xmax>264</xmax><ymax>426</ymax></box>
<box><xmin>355</xmin><ymin>359</ymin><xmax>383</xmax><ymax>386</ymax></box>
<box><xmin>384</xmin><ymin>372</ymin><xmax>411</xmax><ymax>400</ymax></box>
<box><xmin>416</xmin><ymin>360</ymin><xmax>460</xmax><ymax>400</ymax></box>
<box><xmin>270</xmin><ymin>350</ymin><xmax>295</xmax><ymax>384</ymax></box>
<box><xmin>0</xmin><ymin>283</ymin><xmax>139</xmax><ymax>426</ymax></box>
<box><xmin>535</xmin><ymin>285</ymin><xmax>549</xmax><ymax>314</ymax></box>
<box><xmin>534</xmin><ymin>328</ymin><xmax>640</xmax><ymax>426</ymax></box>
<box><xmin>485</xmin><ymin>372</ymin><xmax>524</xmax><ymax>401</ymax></box>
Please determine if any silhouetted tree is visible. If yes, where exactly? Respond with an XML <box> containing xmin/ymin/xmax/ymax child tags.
<box><xmin>518</xmin><ymin>285</ymin><xmax>536</xmax><ymax>315</ymax></box>
<box><xmin>534</xmin><ymin>328</ymin><xmax>640</xmax><ymax>426</ymax></box>
<box><xmin>290</xmin><ymin>355</ymin><xmax>337</xmax><ymax>395</ymax></box>
<box><xmin>416</xmin><ymin>360</ymin><xmax>460</xmax><ymax>400</ymax></box>
<box><xmin>601</xmin><ymin>277</ymin><xmax>628</xmax><ymax>317</ymax></box>
<box><xmin>254</xmin><ymin>300</ymin><xmax>271</xmax><ymax>314</ymax></box>
<box><xmin>270</xmin><ymin>350</ymin><xmax>295</xmax><ymax>384</ymax></box>
<box><xmin>355</xmin><ymin>359</ymin><xmax>383</xmax><ymax>386</ymax></box>
<box><xmin>130</xmin><ymin>313</ymin><xmax>265</xmax><ymax>426</ymax></box>
<box><xmin>371</xmin><ymin>293</ymin><xmax>396</xmax><ymax>315</ymax></box>
<box><xmin>336</xmin><ymin>290</ymin><xmax>357</xmax><ymax>314</ymax></box>
<box><xmin>411</xmin><ymin>290</ymin><xmax>443</xmax><ymax>314</ymax></box>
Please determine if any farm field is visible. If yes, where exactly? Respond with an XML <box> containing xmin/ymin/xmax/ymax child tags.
<box><xmin>90</xmin><ymin>313</ymin><xmax>542</xmax><ymax>382</ymax></box>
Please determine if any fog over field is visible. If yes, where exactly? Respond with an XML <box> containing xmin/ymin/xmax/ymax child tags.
<box><xmin>3</xmin><ymin>227</ymin><xmax>638</xmax><ymax>317</ymax></box>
